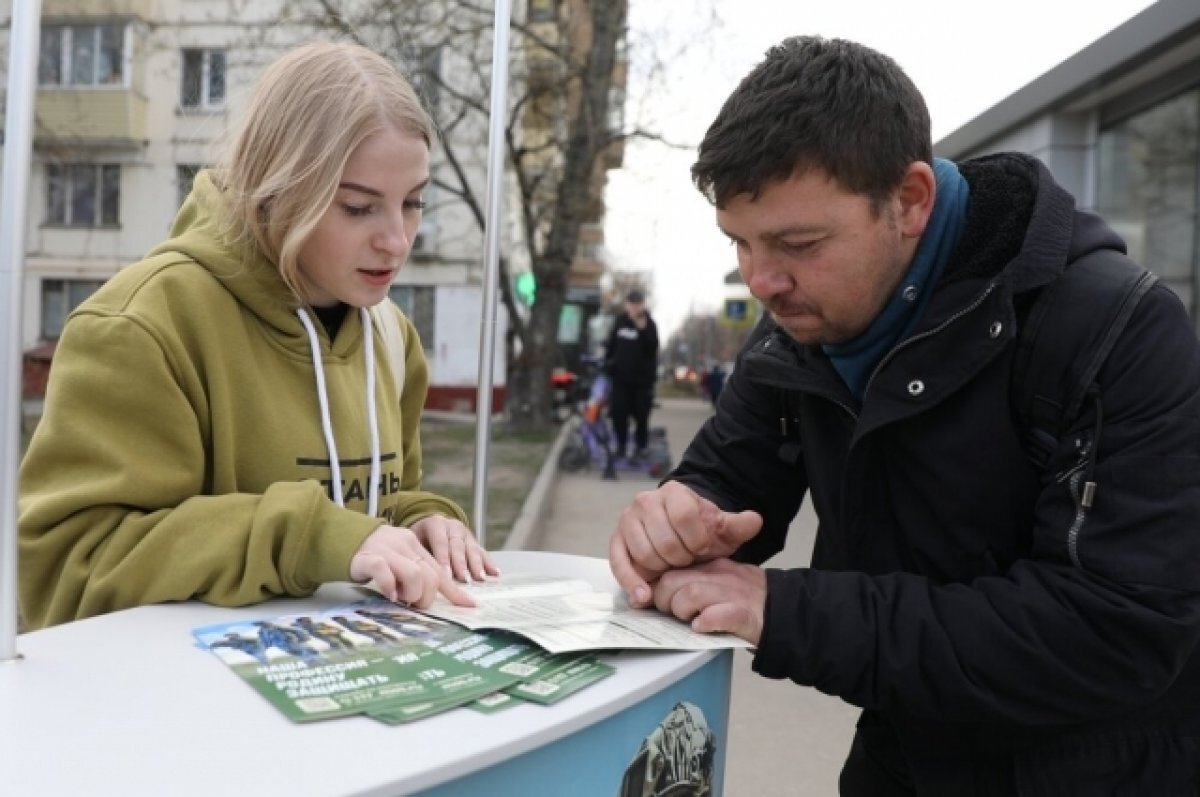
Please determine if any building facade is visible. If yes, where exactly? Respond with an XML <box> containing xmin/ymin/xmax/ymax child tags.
<box><xmin>935</xmin><ymin>0</ymin><xmax>1200</xmax><ymax>329</ymax></box>
<box><xmin>3</xmin><ymin>0</ymin><xmax>624</xmax><ymax>411</ymax></box>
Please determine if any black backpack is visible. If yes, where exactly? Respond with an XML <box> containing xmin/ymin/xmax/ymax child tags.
<box><xmin>1010</xmin><ymin>249</ymin><xmax>1158</xmax><ymax>484</ymax></box>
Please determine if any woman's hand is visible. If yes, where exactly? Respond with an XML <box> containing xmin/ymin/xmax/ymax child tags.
<box><xmin>410</xmin><ymin>515</ymin><xmax>500</xmax><ymax>584</ymax></box>
<box><xmin>349</xmin><ymin>524</ymin><xmax>475</xmax><ymax>608</ymax></box>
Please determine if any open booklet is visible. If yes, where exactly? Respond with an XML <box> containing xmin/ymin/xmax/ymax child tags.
<box><xmin>409</xmin><ymin>573</ymin><xmax>754</xmax><ymax>655</ymax></box>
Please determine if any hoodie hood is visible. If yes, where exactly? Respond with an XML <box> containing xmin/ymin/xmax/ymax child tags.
<box><xmin>152</xmin><ymin>169</ymin><xmax>389</xmax><ymax>515</ymax></box>
<box><xmin>147</xmin><ymin>169</ymin><xmax>312</xmax><ymax>341</ymax></box>
<box><xmin>949</xmin><ymin>153</ymin><xmax>1127</xmax><ymax>296</ymax></box>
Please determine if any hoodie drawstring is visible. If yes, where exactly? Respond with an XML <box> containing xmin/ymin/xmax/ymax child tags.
<box><xmin>296</xmin><ymin>307</ymin><xmax>382</xmax><ymax>516</ymax></box>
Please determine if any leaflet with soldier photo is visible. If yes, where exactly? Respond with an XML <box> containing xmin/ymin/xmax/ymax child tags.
<box><xmin>193</xmin><ymin>603</ymin><xmax>521</xmax><ymax>723</ymax></box>
<box><xmin>406</xmin><ymin>573</ymin><xmax>754</xmax><ymax>654</ymax></box>
<box><xmin>362</xmin><ymin>608</ymin><xmax>617</xmax><ymax>724</ymax></box>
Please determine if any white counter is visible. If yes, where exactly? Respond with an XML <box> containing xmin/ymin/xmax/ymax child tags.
<box><xmin>1</xmin><ymin>550</ymin><xmax>731</xmax><ymax>796</ymax></box>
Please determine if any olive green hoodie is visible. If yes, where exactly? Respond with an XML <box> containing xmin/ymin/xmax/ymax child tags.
<box><xmin>19</xmin><ymin>171</ymin><xmax>467</xmax><ymax>628</ymax></box>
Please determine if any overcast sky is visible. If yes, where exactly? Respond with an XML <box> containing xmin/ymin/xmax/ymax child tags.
<box><xmin>604</xmin><ymin>0</ymin><xmax>1159</xmax><ymax>338</ymax></box>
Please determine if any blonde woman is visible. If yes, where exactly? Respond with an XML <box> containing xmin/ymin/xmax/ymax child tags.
<box><xmin>19</xmin><ymin>41</ymin><xmax>497</xmax><ymax>629</ymax></box>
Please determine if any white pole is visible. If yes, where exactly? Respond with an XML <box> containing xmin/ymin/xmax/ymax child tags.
<box><xmin>1</xmin><ymin>0</ymin><xmax>43</xmax><ymax>661</ymax></box>
<box><xmin>470</xmin><ymin>0</ymin><xmax>512</xmax><ymax>546</ymax></box>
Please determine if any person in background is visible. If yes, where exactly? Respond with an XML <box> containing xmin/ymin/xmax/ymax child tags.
<box><xmin>701</xmin><ymin>361</ymin><xmax>726</xmax><ymax>407</ymax></box>
<box><xmin>19</xmin><ymin>41</ymin><xmax>497</xmax><ymax>630</ymax></box>
<box><xmin>604</xmin><ymin>289</ymin><xmax>660</xmax><ymax>463</ymax></box>
<box><xmin>608</xmin><ymin>36</ymin><xmax>1200</xmax><ymax>793</ymax></box>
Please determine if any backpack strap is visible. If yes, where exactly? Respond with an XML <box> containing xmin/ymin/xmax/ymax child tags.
<box><xmin>1011</xmin><ymin>248</ymin><xmax>1158</xmax><ymax>468</ymax></box>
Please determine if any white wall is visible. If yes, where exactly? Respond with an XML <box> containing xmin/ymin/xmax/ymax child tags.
<box><xmin>430</xmin><ymin>285</ymin><xmax>507</xmax><ymax>386</ymax></box>
<box><xmin>954</xmin><ymin>110</ymin><xmax>1100</xmax><ymax>209</ymax></box>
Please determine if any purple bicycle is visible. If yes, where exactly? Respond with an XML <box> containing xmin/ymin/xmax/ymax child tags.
<box><xmin>557</xmin><ymin>371</ymin><xmax>671</xmax><ymax>480</ymax></box>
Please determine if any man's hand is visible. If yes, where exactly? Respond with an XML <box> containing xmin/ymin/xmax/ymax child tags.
<box><xmin>609</xmin><ymin>480</ymin><xmax>762</xmax><ymax>607</ymax></box>
<box><xmin>653</xmin><ymin>558</ymin><xmax>767</xmax><ymax>645</ymax></box>
<box><xmin>349</xmin><ymin>524</ymin><xmax>480</xmax><ymax>609</ymax></box>
<box><xmin>410</xmin><ymin>515</ymin><xmax>499</xmax><ymax>584</ymax></box>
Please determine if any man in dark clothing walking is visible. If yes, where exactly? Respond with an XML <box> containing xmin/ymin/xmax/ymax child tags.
<box><xmin>604</xmin><ymin>289</ymin><xmax>659</xmax><ymax>462</ymax></box>
<box><xmin>607</xmin><ymin>36</ymin><xmax>1200</xmax><ymax>795</ymax></box>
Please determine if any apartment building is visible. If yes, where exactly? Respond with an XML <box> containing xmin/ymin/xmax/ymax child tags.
<box><xmin>6</xmin><ymin>0</ymin><xmax>623</xmax><ymax>411</ymax></box>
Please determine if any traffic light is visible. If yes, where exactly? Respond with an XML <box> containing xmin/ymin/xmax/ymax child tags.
<box><xmin>515</xmin><ymin>272</ymin><xmax>536</xmax><ymax>305</ymax></box>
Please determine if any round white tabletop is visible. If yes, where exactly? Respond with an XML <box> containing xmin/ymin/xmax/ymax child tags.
<box><xmin>1</xmin><ymin>550</ymin><xmax>731</xmax><ymax>796</ymax></box>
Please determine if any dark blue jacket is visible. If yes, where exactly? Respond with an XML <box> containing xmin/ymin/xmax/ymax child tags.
<box><xmin>670</xmin><ymin>154</ymin><xmax>1200</xmax><ymax>794</ymax></box>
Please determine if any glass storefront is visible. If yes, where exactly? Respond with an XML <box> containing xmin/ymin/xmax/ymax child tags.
<box><xmin>1096</xmin><ymin>88</ymin><xmax>1200</xmax><ymax>323</ymax></box>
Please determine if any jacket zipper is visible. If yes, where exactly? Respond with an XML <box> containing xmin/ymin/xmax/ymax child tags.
<box><xmin>1066</xmin><ymin>471</ymin><xmax>1087</xmax><ymax>568</ymax></box>
<box><xmin>1058</xmin><ymin>436</ymin><xmax>1093</xmax><ymax>568</ymax></box>
<box><xmin>766</xmin><ymin>281</ymin><xmax>998</xmax><ymax>434</ymax></box>
<box><xmin>862</xmin><ymin>283</ymin><xmax>999</xmax><ymax>398</ymax></box>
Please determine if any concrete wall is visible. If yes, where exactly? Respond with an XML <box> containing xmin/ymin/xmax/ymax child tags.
<box><xmin>952</xmin><ymin>110</ymin><xmax>1100</xmax><ymax>208</ymax></box>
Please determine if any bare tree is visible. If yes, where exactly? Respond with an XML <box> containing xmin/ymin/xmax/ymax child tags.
<box><xmin>272</xmin><ymin>0</ymin><xmax>632</xmax><ymax>432</ymax></box>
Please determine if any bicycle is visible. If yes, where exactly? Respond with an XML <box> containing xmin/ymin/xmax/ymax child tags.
<box><xmin>556</xmin><ymin>361</ymin><xmax>671</xmax><ymax>480</ymax></box>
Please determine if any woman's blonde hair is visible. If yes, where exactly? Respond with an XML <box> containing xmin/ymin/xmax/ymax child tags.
<box><xmin>217</xmin><ymin>41</ymin><xmax>434</xmax><ymax>302</ymax></box>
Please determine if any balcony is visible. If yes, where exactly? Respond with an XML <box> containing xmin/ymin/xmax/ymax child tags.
<box><xmin>42</xmin><ymin>0</ymin><xmax>154</xmax><ymax>18</ymax></box>
<box><xmin>35</xmin><ymin>89</ymin><xmax>148</xmax><ymax>150</ymax></box>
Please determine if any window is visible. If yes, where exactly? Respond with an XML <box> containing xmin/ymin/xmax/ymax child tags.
<box><xmin>41</xmin><ymin>279</ymin><xmax>105</xmax><ymax>339</ymax></box>
<box><xmin>388</xmin><ymin>286</ymin><xmax>436</xmax><ymax>351</ymax></box>
<box><xmin>46</xmin><ymin>164</ymin><xmax>120</xmax><ymax>227</ymax></box>
<box><xmin>608</xmin><ymin>86</ymin><xmax>626</xmax><ymax>135</ymax></box>
<box><xmin>38</xmin><ymin>24</ymin><xmax>125</xmax><ymax>87</ymax></box>
<box><xmin>177</xmin><ymin>164</ymin><xmax>203</xmax><ymax>207</ymax></box>
<box><xmin>1097</xmin><ymin>88</ymin><xmax>1200</xmax><ymax>318</ymax></box>
<box><xmin>181</xmin><ymin>48</ymin><xmax>227</xmax><ymax>109</ymax></box>
<box><xmin>528</xmin><ymin>0</ymin><xmax>557</xmax><ymax>22</ymax></box>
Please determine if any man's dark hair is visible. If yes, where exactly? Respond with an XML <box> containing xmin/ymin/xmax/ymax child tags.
<box><xmin>692</xmin><ymin>36</ymin><xmax>932</xmax><ymax>212</ymax></box>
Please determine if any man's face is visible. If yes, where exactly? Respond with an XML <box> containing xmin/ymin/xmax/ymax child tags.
<box><xmin>717</xmin><ymin>168</ymin><xmax>922</xmax><ymax>345</ymax></box>
<box><xmin>626</xmin><ymin>299</ymin><xmax>646</xmax><ymax>320</ymax></box>
<box><xmin>298</xmin><ymin>126</ymin><xmax>430</xmax><ymax>308</ymax></box>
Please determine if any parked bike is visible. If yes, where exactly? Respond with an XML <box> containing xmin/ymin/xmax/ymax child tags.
<box><xmin>555</xmin><ymin>360</ymin><xmax>671</xmax><ymax>480</ymax></box>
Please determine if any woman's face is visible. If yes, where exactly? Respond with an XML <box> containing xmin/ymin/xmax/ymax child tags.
<box><xmin>297</xmin><ymin>127</ymin><xmax>430</xmax><ymax>308</ymax></box>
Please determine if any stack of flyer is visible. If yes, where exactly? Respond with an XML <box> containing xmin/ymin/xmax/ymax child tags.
<box><xmin>193</xmin><ymin>595</ymin><xmax>614</xmax><ymax>725</ymax></box>
<box><xmin>194</xmin><ymin>572</ymin><xmax>750</xmax><ymax>724</ymax></box>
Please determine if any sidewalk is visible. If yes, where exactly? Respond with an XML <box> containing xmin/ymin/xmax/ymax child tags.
<box><xmin>519</xmin><ymin>396</ymin><xmax>858</xmax><ymax>796</ymax></box>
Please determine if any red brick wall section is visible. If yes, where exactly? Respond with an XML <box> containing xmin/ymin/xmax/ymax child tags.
<box><xmin>22</xmin><ymin>341</ymin><xmax>56</xmax><ymax>399</ymax></box>
<box><xmin>21</xmin><ymin>341</ymin><xmax>504</xmax><ymax>414</ymax></box>
<box><xmin>425</xmin><ymin>386</ymin><xmax>507</xmax><ymax>414</ymax></box>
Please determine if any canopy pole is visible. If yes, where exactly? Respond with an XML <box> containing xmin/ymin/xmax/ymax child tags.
<box><xmin>471</xmin><ymin>0</ymin><xmax>513</xmax><ymax>546</ymax></box>
<box><xmin>1</xmin><ymin>0</ymin><xmax>44</xmax><ymax>661</ymax></box>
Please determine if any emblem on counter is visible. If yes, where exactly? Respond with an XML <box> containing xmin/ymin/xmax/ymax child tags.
<box><xmin>619</xmin><ymin>701</ymin><xmax>716</xmax><ymax>796</ymax></box>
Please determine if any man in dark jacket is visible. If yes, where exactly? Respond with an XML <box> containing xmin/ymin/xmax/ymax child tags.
<box><xmin>604</xmin><ymin>289</ymin><xmax>660</xmax><ymax>461</ymax></box>
<box><xmin>608</xmin><ymin>36</ymin><xmax>1200</xmax><ymax>795</ymax></box>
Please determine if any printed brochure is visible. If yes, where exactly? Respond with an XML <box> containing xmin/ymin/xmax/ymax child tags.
<box><xmin>411</xmin><ymin>572</ymin><xmax>754</xmax><ymax>654</ymax></box>
<box><xmin>194</xmin><ymin>601</ymin><xmax>519</xmax><ymax>723</ymax></box>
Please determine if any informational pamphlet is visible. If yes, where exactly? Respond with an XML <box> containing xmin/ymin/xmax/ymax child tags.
<box><xmin>194</xmin><ymin>572</ymin><xmax>742</xmax><ymax>724</ymax></box>
<box><xmin>194</xmin><ymin>597</ymin><xmax>621</xmax><ymax>725</ymax></box>
<box><xmin>359</xmin><ymin>599</ymin><xmax>614</xmax><ymax>723</ymax></box>
<box><xmin>194</xmin><ymin>602</ymin><xmax>521</xmax><ymax>723</ymax></box>
<box><xmin>412</xmin><ymin>573</ymin><xmax>754</xmax><ymax>654</ymax></box>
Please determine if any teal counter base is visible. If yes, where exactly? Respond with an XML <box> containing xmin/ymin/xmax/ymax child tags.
<box><xmin>417</xmin><ymin>650</ymin><xmax>733</xmax><ymax>796</ymax></box>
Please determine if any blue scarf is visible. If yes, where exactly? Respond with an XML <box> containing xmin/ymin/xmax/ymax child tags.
<box><xmin>823</xmin><ymin>159</ymin><xmax>969</xmax><ymax>400</ymax></box>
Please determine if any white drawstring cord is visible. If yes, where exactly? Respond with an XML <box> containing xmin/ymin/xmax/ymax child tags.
<box><xmin>360</xmin><ymin>307</ymin><xmax>382</xmax><ymax>517</ymax></box>
<box><xmin>296</xmin><ymin>308</ymin><xmax>343</xmax><ymax>507</ymax></box>
<box><xmin>295</xmin><ymin>307</ymin><xmax>383</xmax><ymax>514</ymax></box>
